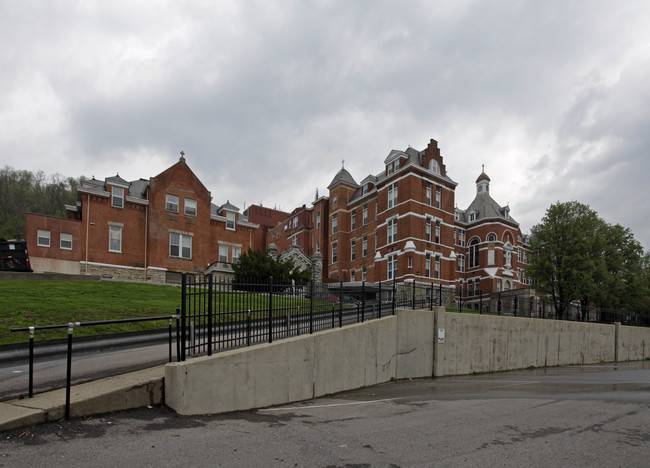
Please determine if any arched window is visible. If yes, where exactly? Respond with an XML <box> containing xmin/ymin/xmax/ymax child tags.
<box><xmin>488</xmin><ymin>234</ymin><xmax>495</xmax><ymax>242</ymax></box>
<box><xmin>469</xmin><ymin>239</ymin><xmax>480</xmax><ymax>268</ymax></box>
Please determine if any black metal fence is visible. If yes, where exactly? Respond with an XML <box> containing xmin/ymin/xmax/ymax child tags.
<box><xmin>457</xmin><ymin>288</ymin><xmax>650</xmax><ymax>327</ymax></box>
<box><xmin>179</xmin><ymin>275</ymin><xmax>398</xmax><ymax>360</ymax></box>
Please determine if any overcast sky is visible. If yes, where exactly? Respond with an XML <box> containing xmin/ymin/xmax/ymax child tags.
<box><xmin>2</xmin><ymin>1</ymin><xmax>650</xmax><ymax>249</ymax></box>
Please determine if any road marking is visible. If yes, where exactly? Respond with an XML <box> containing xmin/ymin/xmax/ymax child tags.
<box><xmin>259</xmin><ymin>396</ymin><xmax>410</xmax><ymax>412</ymax></box>
<box><xmin>12</xmin><ymin>371</ymin><xmax>23</xmax><ymax>374</ymax></box>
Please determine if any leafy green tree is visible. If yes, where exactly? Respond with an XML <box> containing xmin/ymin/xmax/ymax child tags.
<box><xmin>527</xmin><ymin>201</ymin><xmax>647</xmax><ymax>316</ymax></box>
<box><xmin>232</xmin><ymin>248</ymin><xmax>312</xmax><ymax>288</ymax></box>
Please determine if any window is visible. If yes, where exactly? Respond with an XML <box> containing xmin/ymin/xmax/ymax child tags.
<box><xmin>292</xmin><ymin>235</ymin><xmax>297</xmax><ymax>246</ymax></box>
<box><xmin>362</xmin><ymin>266</ymin><xmax>367</xmax><ymax>281</ymax></box>
<box><xmin>362</xmin><ymin>235</ymin><xmax>368</xmax><ymax>257</ymax></box>
<box><xmin>408</xmin><ymin>256</ymin><xmax>412</xmax><ymax>268</ymax></box>
<box><xmin>435</xmin><ymin>220</ymin><xmax>441</xmax><ymax>244</ymax></box>
<box><xmin>170</xmin><ymin>232</ymin><xmax>191</xmax><ymax>259</ymax></box>
<box><xmin>316</xmin><ymin>241</ymin><xmax>320</xmax><ymax>253</ymax></box>
<box><xmin>112</xmin><ymin>186</ymin><xmax>124</xmax><ymax>208</ymax></box>
<box><xmin>37</xmin><ymin>229</ymin><xmax>50</xmax><ymax>247</ymax></box>
<box><xmin>429</xmin><ymin>159</ymin><xmax>439</xmax><ymax>174</ymax></box>
<box><xmin>457</xmin><ymin>254</ymin><xmax>465</xmax><ymax>272</ymax></box>
<box><xmin>226</xmin><ymin>211</ymin><xmax>236</xmax><ymax>230</ymax></box>
<box><xmin>425</xmin><ymin>253</ymin><xmax>431</xmax><ymax>277</ymax></box>
<box><xmin>488</xmin><ymin>247</ymin><xmax>495</xmax><ymax>266</ymax></box>
<box><xmin>333</xmin><ymin>196</ymin><xmax>337</xmax><ymax>206</ymax></box>
<box><xmin>458</xmin><ymin>229</ymin><xmax>466</xmax><ymax>247</ymax></box>
<box><xmin>351</xmin><ymin>270</ymin><xmax>356</xmax><ymax>282</ymax></box>
<box><xmin>435</xmin><ymin>186</ymin><xmax>441</xmax><ymax>209</ymax></box>
<box><xmin>166</xmin><ymin>194</ymin><xmax>179</xmax><ymax>212</ymax></box>
<box><xmin>388</xmin><ymin>182</ymin><xmax>398</xmax><ymax>209</ymax></box>
<box><xmin>292</xmin><ymin>217</ymin><xmax>298</xmax><ymax>228</ymax></box>
<box><xmin>469</xmin><ymin>239</ymin><xmax>479</xmax><ymax>268</ymax></box>
<box><xmin>475</xmin><ymin>279</ymin><xmax>480</xmax><ymax>295</ymax></box>
<box><xmin>426</xmin><ymin>183</ymin><xmax>432</xmax><ymax>205</ymax></box>
<box><xmin>488</xmin><ymin>234</ymin><xmax>495</xmax><ymax>242</ymax></box>
<box><xmin>435</xmin><ymin>255</ymin><xmax>440</xmax><ymax>279</ymax></box>
<box><xmin>363</xmin><ymin>204</ymin><xmax>368</xmax><ymax>225</ymax></box>
<box><xmin>332</xmin><ymin>242</ymin><xmax>338</xmax><ymax>263</ymax></box>
<box><xmin>351</xmin><ymin>239</ymin><xmax>356</xmax><ymax>261</ymax></box>
<box><xmin>387</xmin><ymin>217</ymin><xmax>397</xmax><ymax>244</ymax></box>
<box><xmin>426</xmin><ymin>217</ymin><xmax>431</xmax><ymax>242</ymax></box>
<box><xmin>469</xmin><ymin>212</ymin><xmax>477</xmax><ymax>222</ymax></box>
<box><xmin>468</xmin><ymin>280</ymin><xmax>474</xmax><ymax>296</ymax></box>
<box><xmin>109</xmin><ymin>226</ymin><xmax>122</xmax><ymax>253</ymax></box>
<box><xmin>232</xmin><ymin>246</ymin><xmax>241</xmax><ymax>264</ymax></box>
<box><xmin>332</xmin><ymin>213</ymin><xmax>338</xmax><ymax>234</ymax></box>
<box><xmin>351</xmin><ymin>210</ymin><xmax>356</xmax><ymax>230</ymax></box>
<box><xmin>184</xmin><ymin>198</ymin><xmax>197</xmax><ymax>217</ymax></box>
<box><xmin>387</xmin><ymin>254</ymin><xmax>397</xmax><ymax>280</ymax></box>
<box><xmin>316</xmin><ymin>212</ymin><xmax>321</xmax><ymax>229</ymax></box>
<box><xmin>219</xmin><ymin>244</ymin><xmax>228</xmax><ymax>262</ymax></box>
<box><xmin>60</xmin><ymin>232</ymin><xmax>72</xmax><ymax>250</ymax></box>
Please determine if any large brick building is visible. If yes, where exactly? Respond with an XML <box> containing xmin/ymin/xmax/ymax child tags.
<box><xmin>27</xmin><ymin>155</ymin><xmax>268</xmax><ymax>282</ymax></box>
<box><xmin>268</xmin><ymin>138</ymin><xmax>530</xmax><ymax>303</ymax></box>
<box><xmin>26</xmin><ymin>138</ymin><xmax>529</xmax><ymax>302</ymax></box>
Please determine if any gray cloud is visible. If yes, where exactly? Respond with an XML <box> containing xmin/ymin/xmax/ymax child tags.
<box><xmin>2</xmin><ymin>0</ymin><xmax>650</xmax><ymax>248</ymax></box>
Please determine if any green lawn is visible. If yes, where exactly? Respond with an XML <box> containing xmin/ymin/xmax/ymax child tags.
<box><xmin>0</xmin><ymin>281</ymin><xmax>334</xmax><ymax>345</ymax></box>
<box><xmin>0</xmin><ymin>281</ymin><xmax>182</xmax><ymax>345</ymax></box>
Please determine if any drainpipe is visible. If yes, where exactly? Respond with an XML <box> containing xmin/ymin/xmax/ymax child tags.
<box><xmin>85</xmin><ymin>193</ymin><xmax>90</xmax><ymax>274</ymax></box>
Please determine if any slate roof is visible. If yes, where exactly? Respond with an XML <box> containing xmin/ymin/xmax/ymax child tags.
<box><xmin>460</xmin><ymin>172</ymin><xmax>518</xmax><ymax>225</ymax></box>
<box><xmin>327</xmin><ymin>168</ymin><xmax>359</xmax><ymax>189</ymax></box>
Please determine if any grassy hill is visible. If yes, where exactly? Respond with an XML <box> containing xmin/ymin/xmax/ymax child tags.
<box><xmin>0</xmin><ymin>281</ymin><xmax>181</xmax><ymax>345</ymax></box>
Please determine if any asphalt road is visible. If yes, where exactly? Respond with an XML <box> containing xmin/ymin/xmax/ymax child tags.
<box><xmin>1</xmin><ymin>361</ymin><xmax>648</xmax><ymax>467</ymax></box>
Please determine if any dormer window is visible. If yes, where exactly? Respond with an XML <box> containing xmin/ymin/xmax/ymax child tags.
<box><xmin>394</xmin><ymin>160</ymin><xmax>399</xmax><ymax>171</ymax></box>
<box><xmin>112</xmin><ymin>186</ymin><xmax>124</xmax><ymax>208</ymax></box>
<box><xmin>226</xmin><ymin>211</ymin><xmax>236</xmax><ymax>230</ymax></box>
<box><xmin>469</xmin><ymin>212</ymin><xmax>477</xmax><ymax>222</ymax></box>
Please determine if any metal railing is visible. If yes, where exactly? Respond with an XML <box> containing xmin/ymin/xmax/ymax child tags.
<box><xmin>11</xmin><ymin>315</ymin><xmax>178</xmax><ymax>419</ymax></box>
<box><xmin>179</xmin><ymin>275</ymin><xmax>397</xmax><ymax>360</ymax></box>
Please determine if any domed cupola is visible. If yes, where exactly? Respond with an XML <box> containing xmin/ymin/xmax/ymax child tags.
<box><xmin>476</xmin><ymin>168</ymin><xmax>490</xmax><ymax>194</ymax></box>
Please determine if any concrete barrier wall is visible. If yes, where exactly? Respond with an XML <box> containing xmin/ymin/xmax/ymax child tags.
<box><xmin>165</xmin><ymin>316</ymin><xmax>400</xmax><ymax>415</ymax></box>
<box><xmin>617</xmin><ymin>324</ymin><xmax>650</xmax><ymax>362</ymax></box>
<box><xmin>165</xmin><ymin>308</ymin><xmax>650</xmax><ymax>415</ymax></box>
<box><xmin>433</xmin><ymin>311</ymin><xmax>617</xmax><ymax>376</ymax></box>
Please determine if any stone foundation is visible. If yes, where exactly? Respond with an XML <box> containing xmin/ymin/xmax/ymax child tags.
<box><xmin>80</xmin><ymin>263</ymin><xmax>167</xmax><ymax>283</ymax></box>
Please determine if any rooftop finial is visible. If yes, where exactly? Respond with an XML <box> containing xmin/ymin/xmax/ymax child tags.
<box><xmin>180</xmin><ymin>150</ymin><xmax>186</xmax><ymax>162</ymax></box>
<box><xmin>482</xmin><ymin>163</ymin><xmax>485</xmax><ymax>173</ymax></box>
<box><xmin>342</xmin><ymin>159</ymin><xmax>345</xmax><ymax>169</ymax></box>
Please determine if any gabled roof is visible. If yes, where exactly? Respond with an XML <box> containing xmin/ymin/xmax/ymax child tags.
<box><xmin>327</xmin><ymin>168</ymin><xmax>359</xmax><ymax>189</ymax></box>
<box><xmin>105</xmin><ymin>174</ymin><xmax>129</xmax><ymax>187</ymax></box>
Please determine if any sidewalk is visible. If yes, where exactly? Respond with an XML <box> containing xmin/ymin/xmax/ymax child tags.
<box><xmin>0</xmin><ymin>365</ymin><xmax>164</xmax><ymax>431</ymax></box>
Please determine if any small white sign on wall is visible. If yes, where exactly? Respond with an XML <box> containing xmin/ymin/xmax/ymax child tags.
<box><xmin>438</xmin><ymin>328</ymin><xmax>445</xmax><ymax>344</ymax></box>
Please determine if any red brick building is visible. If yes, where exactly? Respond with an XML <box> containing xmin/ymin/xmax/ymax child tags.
<box><xmin>27</xmin><ymin>156</ymin><xmax>267</xmax><ymax>282</ymax></box>
<box><xmin>268</xmin><ymin>138</ymin><xmax>530</xmax><ymax>302</ymax></box>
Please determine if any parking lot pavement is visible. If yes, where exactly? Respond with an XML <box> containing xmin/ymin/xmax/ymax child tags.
<box><xmin>1</xmin><ymin>361</ymin><xmax>649</xmax><ymax>467</ymax></box>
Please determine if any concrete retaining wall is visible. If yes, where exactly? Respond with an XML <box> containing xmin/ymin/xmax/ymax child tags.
<box><xmin>164</xmin><ymin>308</ymin><xmax>650</xmax><ymax>415</ymax></box>
<box><xmin>432</xmin><ymin>311</ymin><xmax>616</xmax><ymax>376</ymax></box>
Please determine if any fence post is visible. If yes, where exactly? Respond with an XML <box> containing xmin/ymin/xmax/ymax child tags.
<box><xmin>309</xmin><ymin>280</ymin><xmax>314</xmax><ymax>334</ymax></box>
<box><xmin>412</xmin><ymin>279</ymin><xmax>416</xmax><ymax>310</ymax></box>
<box><xmin>392</xmin><ymin>278</ymin><xmax>396</xmax><ymax>315</ymax></box>
<box><xmin>268</xmin><ymin>276</ymin><xmax>274</xmax><ymax>343</ymax></box>
<box><xmin>339</xmin><ymin>281</ymin><xmax>343</xmax><ymax>327</ymax></box>
<box><xmin>247</xmin><ymin>310</ymin><xmax>251</xmax><ymax>346</ymax></box>
<box><xmin>479</xmin><ymin>291</ymin><xmax>483</xmax><ymax>315</ymax></box>
<box><xmin>378</xmin><ymin>281</ymin><xmax>382</xmax><ymax>318</ymax></box>
<box><xmin>207</xmin><ymin>275</ymin><xmax>213</xmax><ymax>357</ymax></box>
<box><xmin>439</xmin><ymin>283</ymin><xmax>442</xmax><ymax>308</ymax></box>
<box><xmin>28</xmin><ymin>326</ymin><xmax>34</xmax><ymax>398</ymax></box>
<box><xmin>168</xmin><ymin>318</ymin><xmax>173</xmax><ymax>362</ymax></box>
<box><xmin>180</xmin><ymin>274</ymin><xmax>187</xmax><ymax>362</ymax></box>
<box><xmin>361</xmin><ymin>281</ymin><xmax>365</xmax><ymax>322</ymax></box>
<box><xmin>65</xmin><ymin>322</ymin><xmax>77</xmax><ymax>421</ymax></box>
<box><xmin>497</xmin><ymin>291</ymin><xmax>502</xmax><ymax>315</ymax></box>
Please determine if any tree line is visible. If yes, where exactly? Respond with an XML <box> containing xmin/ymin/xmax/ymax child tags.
<box><xmin>526</xmin><ymin>201</ymin><xmax>650</xmax><ymax>316</ymax></box>
<box><xmin>0</xmin><ymin>166</ymin><xmax>85</xmax><ymax>240</ymax></box>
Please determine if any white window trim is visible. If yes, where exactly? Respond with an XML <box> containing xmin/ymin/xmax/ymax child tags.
<box><xmin>170</xmin><ymin>232</ymin><xmax>192</xmax><ymax>259</ymax></box>
<box><xmin>37</xmin><ymin>229</ymin><xmax>50</xmax><ymax>247</ymax></box>
<box><xmin>112</xmin><ymin>186</ymin><xmax>124</xmax><ymax>208</ymax></box>
<box><xmin>60</xmin><ymin>232</ymin><xmax>73</xmax><ymax>250</ymax></box>
<box><xmin>184</xmin><ymin>198</ymin><xmax>197</xmax><ymax>217</ymax></box>
<box><xmin>109</xmin><ymin>226</ymin><xmax>122</xmax><ymax>253</ymax></box>
<box><xmin>166</xmin><ymin>194</ymin><xmax>179</xmax><ymax>213</ymax></box>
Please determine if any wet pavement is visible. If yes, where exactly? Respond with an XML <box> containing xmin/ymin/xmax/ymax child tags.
<box><xmin>1</xmin><ymin>361</ymin><xmax>649</xmax><ymax>467</ymax></box>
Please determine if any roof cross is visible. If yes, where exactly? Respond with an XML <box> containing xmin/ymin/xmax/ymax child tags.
<box><xmin>342</xmin><ymin>159</ymin><xmax>345</xmax><ymax>169</ymax></box>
